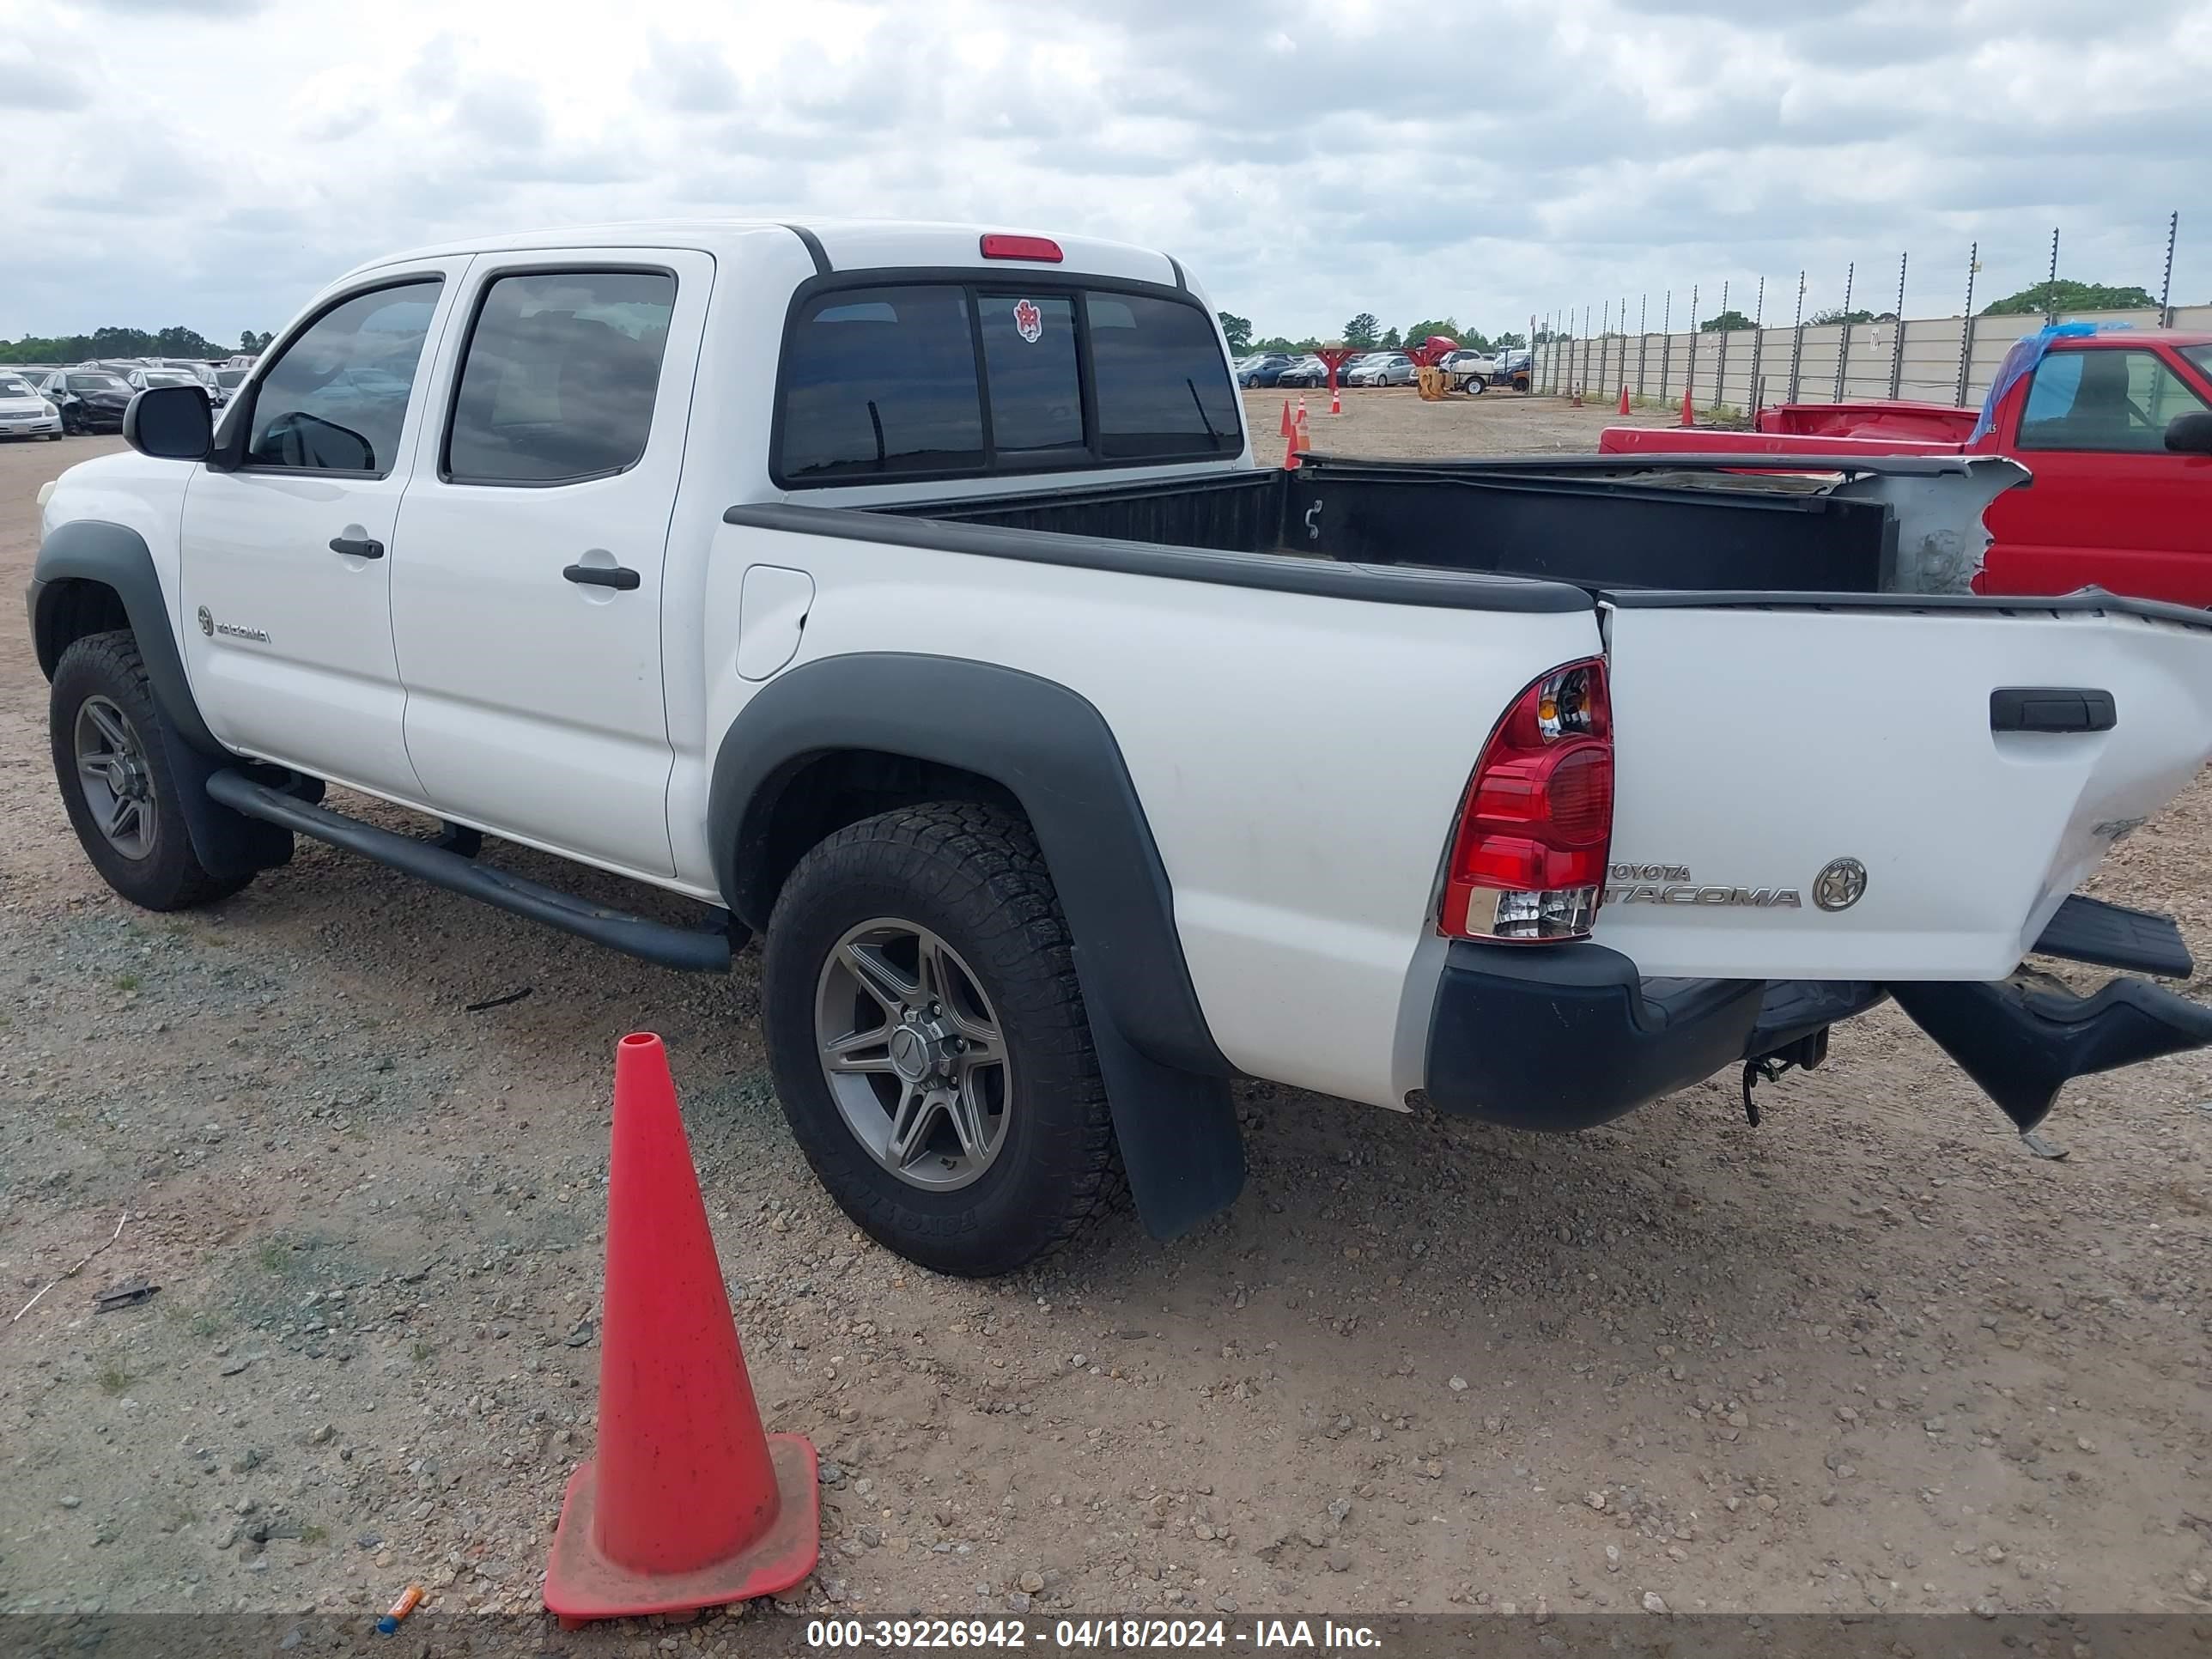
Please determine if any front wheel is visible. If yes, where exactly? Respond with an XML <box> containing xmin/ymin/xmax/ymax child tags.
<box><xmin>761</xmin><ymin>802</ymin><xmax>1118</xmax><ymax>1276</ymax></box>
<box><xmin>50</xmin><ymin>630</ymin><xmax>252</xmax><ymax>910</ymax></box>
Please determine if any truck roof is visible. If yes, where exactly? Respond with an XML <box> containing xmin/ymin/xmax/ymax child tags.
<box><xmin>341</xmin><ymin>217</ymin><xmax>1190</xmax><ymax>295</ymax></box>
<box><xmin>2048</xmin><ymin>329</ymin><xmax>2212</xmax><ymax>349</ymax></box>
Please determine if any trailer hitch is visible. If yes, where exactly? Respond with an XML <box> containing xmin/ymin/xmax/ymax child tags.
<box><xmin>1741</xmin><ymin>1027</ymin><xmax>1829</xmax><ymax>1125</ymax></box>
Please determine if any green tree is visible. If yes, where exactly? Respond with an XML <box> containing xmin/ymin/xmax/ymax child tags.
<box><xmin>1981</xmin><ymin>277</ymin><xmax>2156</xmax><ymax>317</ymax></box>
<box><xmin>1379</xmin><ymin>325</ymin><xmax>1401</xmax><ymax>349</ymax></box>
<box><xmin>1807</xmin><ymin>307</ymin><xmax>1876</xmax><ymax>327</ymax></box>
<box><xmin>1343</xmin><ymin>313</ymin><xmax>1380</xmax><ymax>348</ymax></box>
<box><xmin>0</xmin><ymin>323</ymin><xmax>239</xmax><ymax>364</ymax></box>
<box><xmin>1493</xmin><ymin>331</ymin><xmax>1528</xmax><ymax>349</ymax></box>
<box><xmin>1216</xmin><ymin>312</ymin><xmax>1252</xmax><ymax>354</ymax></box>
<box><xmin>1701</xmin><ymin>308</ymin><xmax>1753</xmax><ymax>332</ymax></box>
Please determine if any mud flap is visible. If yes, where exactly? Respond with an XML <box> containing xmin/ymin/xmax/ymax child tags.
<box><xmin>1891</xmin><ymin>976</ymin><xmax>2212</xmax><ymax>1133</ymax></box>
<box><xmin>1089</xmin><ymin>1013</ymin><xmax>1245</xmax><ymax>1241</ymax></box>
<box><xmin>162</xmin><ymin>730</ymin><xmax>294</xmax><ymax>881</ymax></box>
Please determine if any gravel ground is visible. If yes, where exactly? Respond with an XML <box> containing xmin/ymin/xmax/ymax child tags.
<box><xmin>3</xmin><ymin>404</ymin><xmax>2210</xmax><ymax>1635</ymax></box>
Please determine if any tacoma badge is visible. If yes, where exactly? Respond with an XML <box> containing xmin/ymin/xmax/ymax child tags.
<box><xmin>1605</xmin><ymin>862</ymin><xmax>1802</xmax><ymax>908</ymax></box>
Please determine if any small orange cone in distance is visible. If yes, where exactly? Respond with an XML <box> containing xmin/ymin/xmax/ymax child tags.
<box><xmin>1294</xmin><ymin>406</ymin><xmax>1312</xmax><ymax>453</ymax></box>
<box><xmin>1680</xmin><ymin>382</ymin><xmax>1696</xmax><ymax>426</ymax></box>
<box><xmin>1279</xmin><ymin>398</ymin><xmax>1293</xmax><ymax>438</ymax></box>
<box><xmin>543</xmin><ymin>1034</ymin><xmax>819</xmax><ymax>1625</ymax></box>
<box><xmin>1617</xmin><ymin>383</ymin><xmax>1632</xmax><ymax>416</ymax></box>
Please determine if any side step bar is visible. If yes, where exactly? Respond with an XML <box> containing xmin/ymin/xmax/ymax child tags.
<box><xmin>2032</xmin><ymin>894</ymin><xmax>2193</xmax><ymax>979</ymax></box>
<box><xmin>206</xmin><ymin>771</ymin><xmax>738</xmax><ymax>974</ymax></box>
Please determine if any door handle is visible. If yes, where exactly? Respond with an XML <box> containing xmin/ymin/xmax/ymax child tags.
<box><xmin>328</xmin><ymin>535</ymin><xmax>384</xmax><ymax>559</ymax></box>
<box><xmin>1990</xmin><ymin>687</ymin><xmax>2117</xmax><ymax>733</ymax></box>
<box><xmin>563</xmin><ymin>563</ymin><xmax>641</xmax><ymax>591</ymax></box>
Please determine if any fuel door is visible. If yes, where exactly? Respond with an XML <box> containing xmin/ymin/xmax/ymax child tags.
<box><xmin>735</xmin><ymin>564</ymin><xmax>815</xmax><ymax>682</ymax></box>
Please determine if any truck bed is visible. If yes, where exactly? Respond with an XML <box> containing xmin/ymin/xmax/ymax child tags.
<box><xmin>873</xmin><ymin>451</ymin><xmax>2013</xmax><ymax>596</ymax></box>
<box><xmin>1755</xmin><ymin>400</ymin><xmax>1979</xmax><ymax>444</ymax></box>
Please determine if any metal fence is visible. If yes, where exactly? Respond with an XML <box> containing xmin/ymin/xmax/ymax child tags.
<box><xmin>1531</xmin><ymin>217</ymin><xmax>2203</xmax><ymax>412</ymax></box>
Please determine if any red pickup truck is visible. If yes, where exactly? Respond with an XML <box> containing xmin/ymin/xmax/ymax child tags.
<box><xmin>1601</xmin><ymin>329</ymin><xmax>2212</xmax><ymax>605</ymax></box>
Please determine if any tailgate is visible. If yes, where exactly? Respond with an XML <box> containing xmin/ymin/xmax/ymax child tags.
<box><xmin>1594</xmin><ymin>592</ymin><xmax>2212</xmax><ymax>980</ymax></box>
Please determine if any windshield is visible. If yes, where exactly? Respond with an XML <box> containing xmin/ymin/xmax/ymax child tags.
<box><xmin>0</xmin><ymin>376</ymin><xmax>33</xmax><ymax>397</ymax></box>
<box><xmin>142</xmin><ymin>370</ymin><xmax>197</xmax><ymax>386</ymax></box>
<box><xmin>70</xmin><ymin>374</ymin><xmax>126</xmax><ymax>392</ymax></box>
<box><xmin>216</xmin><ymin>368</ymin><xmax>249</xmax><ymax>387</ymax></box>
<box><xmin>2185</xmin><ymin>345</ymin><xmax>2212</xmax><ymax>381</ymax></box>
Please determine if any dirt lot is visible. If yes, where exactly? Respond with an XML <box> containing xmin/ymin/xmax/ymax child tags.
<box><xmin>4</xmin><ymin>396</ymin><xmax>2210</xmax><ymax>1632</ymax></box>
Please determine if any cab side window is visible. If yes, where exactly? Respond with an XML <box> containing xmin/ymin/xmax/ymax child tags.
<box><xmin>444</xmin><ymin>270</ymin><xmax>676</xmax><ymax>485</ymax></box>
<box><xmin>2019</xmin><ymin>349</ymin><xmax>2212</xmax><ymax>453</ymax></box>
<box><xmin>246</xmin><ymin>281</ymin><xmax>442</xmax><ymax>474</ymax></box>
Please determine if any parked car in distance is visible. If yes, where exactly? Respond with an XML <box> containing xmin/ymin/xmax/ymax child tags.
<box><xmin>0</xmin><ymin>371</ymin><xmax>63</xmax><ymax>440</ymax></box>
<box><xmin>1599</xmin><ymin>328</ymin><xmax>2212</xmax><ymax>604</ymax></box>
<box><xmin>124</xmin><ymin>367</ymin><xmax>209</xmax><ymax>394</ymax></box>
<box><xmin>150</xmin><ymin>360</ymin><xmax>228</xmax><ymax>404</ymax></box>
<box><xmin>39</xmin><ymin>368</ymin><xmax>132</xmax><ymax>434</ymax></box>
<box><xmin>213</xmin><ymin>365</ymin><xmax>252</xmax><ymax>403</ymax></box>
<box><xmin>1277</xmin><ymin>354</ymin><xmax>1332</xmax><ymax>387</ymax></box>
<box><xmin>1349</xmin><ymin>351</ymin><xmax>1416</xmax><ymax>386</ymax></box>
<box><xmin>1237</xmin><ymin>353</ymin><xmax>1295</xmax><ymax>388</ymax></box>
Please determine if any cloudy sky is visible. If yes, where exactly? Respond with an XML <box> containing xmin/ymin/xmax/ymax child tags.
<box><xmin>3</xmin><ymin>0</ymin><xmax>2205</xmax><ymax>347</ymax></box>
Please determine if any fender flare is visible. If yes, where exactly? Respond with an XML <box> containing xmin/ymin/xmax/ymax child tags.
<box><xmin>32</xmin><ymin>518</ymin><xmax>221</xmax><ymax>751</ymax></box>
<box><xmin>30</xmin><ymin>519</ymin><xmax>290</xmax><ymax>880</ymax></box>
<box><xmin>708</xmin><ymin>653</ymin><xmax>1245</xmax><ymax>1239</ymax></box>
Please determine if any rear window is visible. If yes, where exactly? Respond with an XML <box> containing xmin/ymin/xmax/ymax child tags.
<box><xmin>779</xmin><ymin>285</ymin><xmax>985</xmax><ymax>482</ymax></box>
<box><xmin>776</xmin><ymin>280</ymin><xmax>1239</xmax><ymax>484</ymax></box>
<box><xmin>1087</xmin><ymin>293</ymin><xmax>1240</xmax><ymax>459</ymax></box>
<box><xmin>976</xmin><ymin>293</ymin><xmax>1084</xmax><ymax>466</ymax></box>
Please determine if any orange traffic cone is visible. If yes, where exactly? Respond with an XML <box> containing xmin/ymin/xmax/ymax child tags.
<box><xmin>1294</xmin><ymin>406</ymin><xmax>1312</xmax><ymax>454</ymax></box>
<box><xmin>1279</xmin><ymin>398</ymin><xmax>1297</xmax><ymax>467</ymax></box>
<box><xmin>1297</xmin><ymin>392</ymin><xmax>1309</xmax><ymax>425</ymax></box>
<box><xmin>1679</xmin><ymin>383</ymin><xmax>1696</xmax><ymax>427</ymax></box>
<box><xmin>544</xmin><ymin>1034</ymin><xmax>820</xmax><ymax>1625</ymax></box>
<box><xmin>1617</xmin><ymin>384</ymin><xmax>1631</xmax><ymax>416</ymax></box>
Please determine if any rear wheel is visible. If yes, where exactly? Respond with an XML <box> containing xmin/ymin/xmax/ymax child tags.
<box><xmin>761</xmin><ymin>802</ymin><xmax>1117</xmax><ymax>1276</ymax></box>
<box><xmin>50</xmin><ymin>631</ymin><xmax>252</xmax><ymax>910</ymax></box>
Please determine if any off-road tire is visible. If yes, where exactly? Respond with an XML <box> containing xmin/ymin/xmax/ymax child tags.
<box><xmin>50</xmin><ymin>630</ymin><xmax>252</xmax><ymax>910</ymax></box>
<box><xmin>762</xmin><ymin>802</ymin><xmax>1118</xmax><ymax>1277</ymax></box>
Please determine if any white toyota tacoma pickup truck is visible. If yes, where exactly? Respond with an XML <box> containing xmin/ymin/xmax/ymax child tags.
<box><xmin>31</xmin><ymin>218</ymin><xmax>2212</xmax><ymax>1275</ymax></box>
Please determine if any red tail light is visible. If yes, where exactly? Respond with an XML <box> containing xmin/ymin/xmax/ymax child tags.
<box><xmin>1441</xmin><ymin>658</ymin><xmax>1613</xmax><ymax>942</ymax></box>
<box><xmin>980</xmin><ymin>234</ymin><xmax>1063</xmax><ymax>263</ymax></box>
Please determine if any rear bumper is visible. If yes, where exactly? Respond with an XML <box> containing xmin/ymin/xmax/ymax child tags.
<box><xmin>1425</xmin><ymin>940</ymin><xmax>1764</xmax><ymax>1131</ymax></box>
<box><xmin>1425</xmin><ymin>933</ymin><xmax>2212</xmax><ymax>1138</ymax></box>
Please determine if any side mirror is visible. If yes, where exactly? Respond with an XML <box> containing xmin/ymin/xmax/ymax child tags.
<box><xmin>124</xmin><ymin>383</ymin><xmax>212</xmax><ymax>462</ymax></box>
<box><xmin>2166</xmin><ymin>410</ymin><xmax>2212</xmax><ymax>456</ymax></box>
